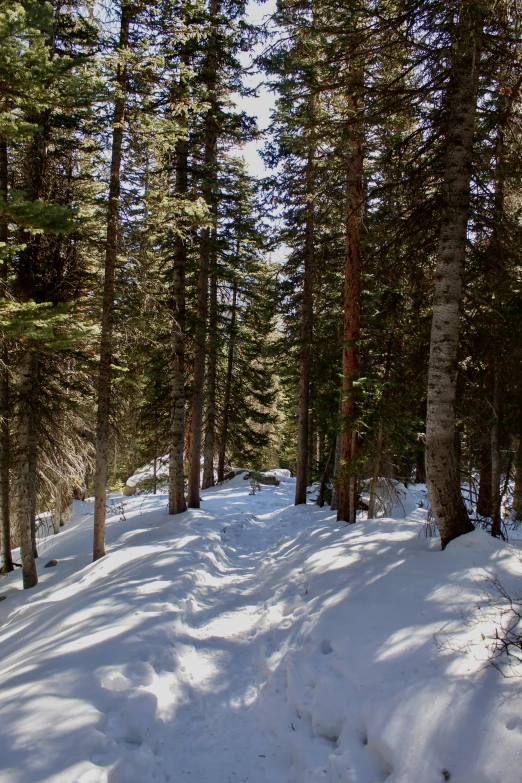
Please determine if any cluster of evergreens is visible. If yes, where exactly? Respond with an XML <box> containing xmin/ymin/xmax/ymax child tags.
<box><xmin>0</xmin><ymin>0</ymin><xmax>277</xmax><ymax>586</ymax></box>
<box><xmin>269</xmin><ymin>0</ymin><xmax>522</xmax><ymax>544</ymax></box>
<box><xmin>1</xmin><ymin>0</ymin><xmax>521</xmax><ymax>588</ymax></box>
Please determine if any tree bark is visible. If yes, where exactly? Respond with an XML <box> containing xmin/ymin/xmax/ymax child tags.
<box><xmin>28</xmin><ymin>356</ymin><xmax>38</xmax><ymax>558</ymax></box>
<box><xmin>476</xmin><ymin>441</ymin><xmax>492</xmax><ymax>516</ymax></box>
<box><xmin>295</xmin><ymin>143</ymin><xmax>315</xmax><ymax>505</ymax></box>
<box><xmin>168</xmin><ymin>125</ymin><xmax>189</xmax><ymax>514</ymax></box>
<box><xmin>512</xmin><ymin>438</ymin><xmax>522</xmax><ymax>520</ymax></box>
<box><xmin>368</xmin><ymin>423</ymin><xmax>384</xmax><ymax>519</ymax></box>
<box><xmin>426</xmin><ymin>2</ymin><xmax>483</xmax><ymax>548</ymax></box>
<box><xmin>330</xmin><ymin>432</ymin><xmax>341</xmax><ymax>511</ymax></box>
<box><xmin>0</xmin><ymin>136</ymin><xmax>13</xmax><ymax>572</ymax></box>
<box><xmin>13</xmin><ymin>352</ymin><xmax>38</xmax><ymax>588</ymax></box>
<box><xmin>490</xmin><ymin>355</ymin><xmax>502</xmax><ymax>537</ymax></box>
<box><xmin>187</xmin><ymin>0</ymin><xmax>220</xmax><ymax>509</ymax></box>
<box><xmin>337</xmin><ymin>81</ymin><xmax>363</xmax><ymax>524</ymax></box>
<box><xmin>217</xmin><ymin>279</ymin><xmax>237</xmax><ymax>482</ymax></box>
<box><xmin>93</xmin><ymin>2</ymin><xmax>131</xmax><ymax>560</ymax></box>
<box><xmin>202</xmin><ymin>234</ymin><xmax>218</xmax><ymax>490</ymax></box>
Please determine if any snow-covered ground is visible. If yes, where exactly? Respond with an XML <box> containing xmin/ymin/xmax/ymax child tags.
<box><xmin>1</xmin><ymin>476</ymin><xmax>521</xmax><ymax>783</ymax></box>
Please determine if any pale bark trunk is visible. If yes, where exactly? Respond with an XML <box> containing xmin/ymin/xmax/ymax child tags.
<box><xmin>13</xmin><ymin>352</ymin><xmax>38</xmax><ymax>588</ymax></box>
<box><xmin>202</xmin><ymin>240</ymin><xmax>218</xmax><ymax>490</ymax></box>
<box><xmin>93</xmin><ymin>2</ymin><xmax>131</xmax><ymax>560</ymax></box>
<box><xmin>187</xmin><ymin>0</ymin><xmax>220</xmax><ymax>508</ymax></box>
<box><xmin>337</xmin><ymin>82</ymin><xmax>363</xmax><ymax>524</ymax></box>
<box><xmin>217</xmin><ymin>279</ymin><xmax>237</xmax><ymax>482</ymax></box>
<box><xmin>426</xmin><ymin>2</ymin><xmax>483</xmax><ymax>548</ymax></box>
<box><xmin>0</xmin><ymin>136</ymin><xmax>12</xmax><ymax>572</ymax></box>
<box><xmin>168</xmin><ymin>130</ymin><xmax>188</xmax><ymax>515</ymax></box>
<box><xmin>295</xmin><ymin>143</ymin><xmax>315</xmax><ymax>505</ymax></box>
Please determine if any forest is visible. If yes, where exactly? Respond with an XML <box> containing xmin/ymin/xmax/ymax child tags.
<box><xmin>1</xmin><ymin>0</ymin><xmax>522</xmax><ymax>587</ymax></box>
<box><xmin>1</xmin><ymin>2</ymin><xmax>522</xmax><ymax>781</ymax></box>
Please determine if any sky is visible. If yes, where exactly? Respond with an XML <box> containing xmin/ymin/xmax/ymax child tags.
<box><xmin>232</xmin><ymin>0</ymin><xmax>277</xmax><ymax>180</ymax></box>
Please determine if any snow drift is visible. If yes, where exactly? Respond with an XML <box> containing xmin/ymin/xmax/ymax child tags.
<box><xmin>0</xmin><ymin>479</ymin><xmax>521</xmax><ymax>783</ymax></box>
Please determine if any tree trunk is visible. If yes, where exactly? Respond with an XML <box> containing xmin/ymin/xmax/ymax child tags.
<box><xmin>217</xmin><ymin>279</ymin><xmax>237</xmax><ymax>482</ymax></box>
<box><xmin>330</xmin><ymin>432</ymin><xmax>341</xmax><ymax>511</ymax></box>
<box><xmin>512</xmin><ymin>438</ymin><xmax>522</xmax><ymax>520</ymax></box>
<box><xmin>426</xmin><ymin>2</ymin><xmax>483</xmax><ymax>548</ymax></box>
<box><xmin>476</xmin><ymin>441</ymin><xmax>492</xmax><ymax>517</ymax></box>
<box><xmin>93</xmin><ymin>2</ymin><xmax>131</xmax><ymax>560</ymax></box>
<box><xmin>187</xmin><ymin>235</ymin><xmax>210</xmax><ymax>508</ymax></box>
<box><xmin>28</xmin><ymin>356</ymin><xmax>38</xmax><ymax>558</ymax></box>
<box><xmin>0</xmin><ymin>136</ymin><xmax>13</xmax><ymax>573</ymax></box>
<box><xmin>168</xmin><ymin>127</ymin><xmax>189</xmax><ymax>514</ymax></box>
<box><xmin>368</xmin><ymin>423</ymin><xmax>384</xmax><ymax>519</ymax></box>
<box><xmin>112</xmin><ymin>434</ymin><xmax>118</xmax><ymax>486</ymax></box>
<box><xmin>415</xmin><ymin>449</ymin><xmax>426</xmax><ymax>484</ymax></box>
<box><xmin>13</xmin><ymin>352</ymin><xmax>38</xmax><ymax>588</ymax></box>
<box><xmin>337</xmin><ymin>81</ymin><xmax>363</xmax><ymax>524</ymax></box>
<box><xmin>317</xmin><ymin>443</ymin><xmax>334</xmax><ymax>508</ymax></box>
<box><xmin>152</xmin><ymin>424</ymin><xmax>158</xmax><ymax>495</ymax></box>
<box><xmin>490</xmin><ymin>355</ymin><xmax>502</xmax><ymax>537</ymax></box>
<box><xmin>187</xmin><ymin>0</ymin><xmax>220</xmax><ymax>509</ymax></box>
<box><xmin>202</xmin><ymin>237</ymin><xmax>218</xmax><ymax>490</ymax></box>
<box><xmin>295</xmin><ymin>143</ymin><xmax>315</xmax><ymax>505</ymax></box>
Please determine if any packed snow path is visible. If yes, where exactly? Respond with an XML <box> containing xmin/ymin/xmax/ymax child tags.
<box><xmin>1</xmin><ymin>474</ymin><xmax>522</xmax><ymax>783</ymax></box>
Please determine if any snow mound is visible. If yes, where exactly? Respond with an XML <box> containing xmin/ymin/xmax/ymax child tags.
<box><xmin>125</xmin><ymin>455</ymin><xmax>169</xmax><ymax>488</ymax></box>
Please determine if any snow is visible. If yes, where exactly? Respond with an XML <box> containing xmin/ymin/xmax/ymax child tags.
<box><xmin>125</xmin><ymin>456</ymin><xmax>169</xmax><ymax>488</ymax></box>
<box><xmin>1</xmin><ymin>480</ymin><xmax>521</xmax><ymax>783</ymax></box>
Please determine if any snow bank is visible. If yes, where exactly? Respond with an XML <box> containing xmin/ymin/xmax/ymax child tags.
<box><xmin>0</xmin><ymin>483</ymin><xmax>520</xmax><ymax>783</ymax></box>
<box><xmin>125</xmin><ymin>455</ymin><xmax>169</xmax><ymax>488</ymax></box>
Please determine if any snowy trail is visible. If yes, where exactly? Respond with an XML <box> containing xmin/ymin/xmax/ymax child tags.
<box><xmin>0</xmin><ymin>476</ymin><xmax>312</xmax><ymax>783</ymax></box>
<box><xmin>1</xmin><ymin>475</ymin><xmax>522</xmax><ymax>783</ymax></box>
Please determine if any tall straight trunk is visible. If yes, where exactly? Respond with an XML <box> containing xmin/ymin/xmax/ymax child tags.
<box><xmin>187</xmin><ymin>228</ymin><xmax>210</xmax><ymax>509</ymax></box>
<box><xmin>13</xmin><ymin>352</ymin><xmax>38</xmax><ymax>588</ymax></box>
<box><xmin>490</xmin><ymin>356</ymin><xmax>502</xmax><ymax>537</ymax></box>
<box><xmin>153</xmin><ymin>445</ymin><xmax>157</xmax><ymax>495</ymax></box>
<box><xmin>187</xmin><ymin>0</ymin><xmax>220</xmax><ymax>509</ymax></box>
<box><xmin>112</xmin><ymin>435</ymin><xmax>118</xmax><ymax>486</ymax></box>
<box><xmin>330</xmin><ymin>432</ymin><xmax>341</xmax><ymax>511</ymax></box>
<box><xmin>512</xmin><ymin>437</ymin><xmax>522</xmax><ymax>520</ymax></box>
<box><xmin>426</xmin><ymin>2</ymin><xmax>483</xmax><ymax>548</ymax></box>
<box><xmin>168</xmin><ymin>129</ymin><xmax>189</xmax><ymax>514</ymax></box>
<box><xmin>337</xmin><ymin>83</ymin><xmax>363</xmax><ymax>524</ymax></box>
<box><xmin>202</xmin><ymin>235</ymin><xmax>218</xmax><ymax>490</ymax></box>
<box><xmin>476</xmin><ymin>441</ymin><xmax>492</xmax><ymax>516</ymax></box>
<box><xmin>367</xmin><ymin>423</ymin><xmax>384</xmax><ymax>519</ymax></box>
<box><xmin>317</xmin><ymin>442</ymin><xmax>334</xmax><ymax>507</ymax></box>
<box><xmin>28</xmin><ymin>356</ymin><xmax>38</xmax><ymax>558</ymax></box>
<box><xmin>217</xmin><ymin>279</ymin><xmax>237</xmax><ymax>482</ymax></box>
<box><xmin>295</xmin><ymin>143</ymin><xmax>315</xmax><ymax>505</ymax></box>
<box><xmin>0</xmin><ymin>136</ymin><xmax>12</xmax><ymax>572</ymax></box>
<box><xmin>367</xmin><ymin>332</ymin><xmax>393</xmax><ymax>519</ymax></box>
<box><xmin>93</xmin><ymin>2</ymin><xmax>131</xmax><ymax>560</ymax></box>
